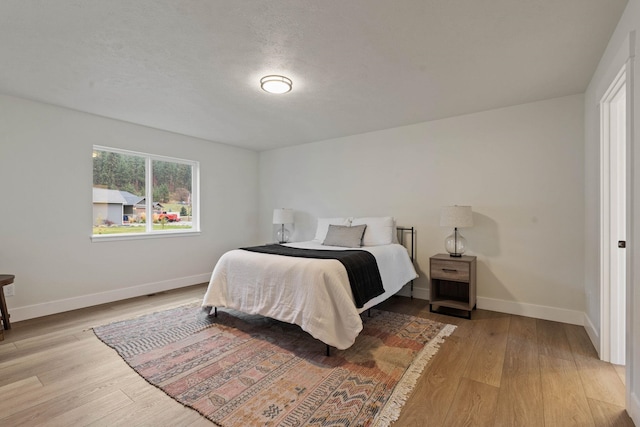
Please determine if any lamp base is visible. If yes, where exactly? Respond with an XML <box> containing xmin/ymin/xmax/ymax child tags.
<box><xmin>276</xmin><ymin>226</ymin><xmax>290</xmax><ymax>244</ymax></box>
<box><xmin>444</xmin><ymin>229</ymin><xmax>467</xmax><ymax>257</ymax></box>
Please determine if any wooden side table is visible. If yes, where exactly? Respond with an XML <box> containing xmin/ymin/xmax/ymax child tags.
<box><xmin>429</xmin><ymin>254</ymin><xmax>476</xmax><ymax>319</ymax></box>
<box><xmin>0</xmin><ymin>275</ymin><xmax>15</xmax><ymax>334</ymax></box>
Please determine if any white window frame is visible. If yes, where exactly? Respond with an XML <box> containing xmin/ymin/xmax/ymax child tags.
<box><xmin>91</xmin><ymin>145</ymin><xmax>200</xmax><ymax>242</ymax></box>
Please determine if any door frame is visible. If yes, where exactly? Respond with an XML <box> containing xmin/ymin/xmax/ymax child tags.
<box><xmin>600</xmin><ymin>63</ymin><xmax>629</xmax><ymax>364</ymax></box>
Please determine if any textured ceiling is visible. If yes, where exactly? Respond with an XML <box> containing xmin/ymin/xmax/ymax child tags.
<box><xmin>0</xmin><ymin>0</ymin><xmax>628</xmax><ymax>151</ymax></box>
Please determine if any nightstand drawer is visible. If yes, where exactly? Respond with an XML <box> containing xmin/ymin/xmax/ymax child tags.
<box><xmin>431</xmin><ymin>259</ymin><xmax>470</xmax><ymax>281</ymax></box>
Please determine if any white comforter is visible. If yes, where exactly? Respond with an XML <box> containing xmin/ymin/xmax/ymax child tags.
<box><xmin>202</xmin><ymin>241</ymin><xmax>418</xmax><ymax>350</ymax></box>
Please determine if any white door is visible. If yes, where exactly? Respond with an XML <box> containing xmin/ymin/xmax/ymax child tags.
<box><xmin>600</xmin><ymin>65</ymin><xmax>627</xmax><ymax>365</ymax></box>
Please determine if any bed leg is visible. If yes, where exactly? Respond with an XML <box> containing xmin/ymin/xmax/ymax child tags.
<box><xmin>326</xmin><ymin>345</ymin><xmax>330</xmax><ymax>357</ymax></box>
<box><xmin>214</xmin><ymin>307</ymin><xmax>217</xmax><ymax>317</ymax></box>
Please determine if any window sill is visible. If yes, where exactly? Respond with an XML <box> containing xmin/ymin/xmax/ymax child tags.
<box><xmin>91</xmin><ymin>230</ymin><xmax>201</xmax><ymax>243</ymax></box>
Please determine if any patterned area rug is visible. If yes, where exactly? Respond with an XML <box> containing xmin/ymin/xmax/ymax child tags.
<box><xmin>93</xmin><ymin>304</ymin><xmax>455</xmax><ymax>426</ymax></box>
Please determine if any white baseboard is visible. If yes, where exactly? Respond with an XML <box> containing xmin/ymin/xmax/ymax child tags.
<box><xmin>11</xmin><ymin>280</ymin><xmax>587</xmax><ymax>330</ymax></box>
<box><xmin>583</xmin><ymin>313</ymin><xmax>600</xmax><ymax>355</ymax></box>
<box><xmin>476</xmin><ymin>296</ymin><xmax>584</xmax><ymax>325</ymax></box>
<box><xmin>396</xmin><ymin>289</ymin><xmax>585</xmax><ymax>325</ymax></box>
<box><xmin>10</xmin><ymin>273</ymin><xmax>211</xmax><ymax>323</ymax></box>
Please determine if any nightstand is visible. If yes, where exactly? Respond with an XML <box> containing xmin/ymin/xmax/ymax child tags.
<box><xmin>429</xmin><ymin>254</ymin><xmax>476</xmax><ymax>319</ymax></box>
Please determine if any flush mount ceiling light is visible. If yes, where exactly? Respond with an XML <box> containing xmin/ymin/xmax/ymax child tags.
<box><xmin>260</xmin><ymin>75</ymin><xmax>292</xmax><ymax>94</ymax></box>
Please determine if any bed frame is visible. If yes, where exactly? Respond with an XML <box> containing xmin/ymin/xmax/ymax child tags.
<box><xmin>396</xmin><ymin>226</ymin><xmax>415</xmax><ymax>298</ymax></box>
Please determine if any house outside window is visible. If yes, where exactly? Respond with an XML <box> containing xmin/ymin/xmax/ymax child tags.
<box><xmin>92</xmin><ymin>146</ymin><xmax>199</xmax><ymax>240</ymax></box>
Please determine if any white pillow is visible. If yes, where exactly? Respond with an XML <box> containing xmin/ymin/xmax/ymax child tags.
<box><xmin>351</xmin><ymin>216</ymin><xmax>395</xmax><ymax>246</ymax></box>
<box><xmin>313</xmin><ymin>217</ymin><xmax>351</xmax><ymax>242</ymax></box>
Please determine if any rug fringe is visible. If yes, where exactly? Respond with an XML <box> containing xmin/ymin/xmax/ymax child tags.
<box><xmin>372</xmin><ymin>323</ymin><xmax>457</xmax><ymax>427</ymax></box>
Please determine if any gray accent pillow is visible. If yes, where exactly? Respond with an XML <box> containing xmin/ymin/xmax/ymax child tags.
<box><xmin>322</xmin><ymin>224</ymin><xmax>367</xmax><ymax>248</ymax></box>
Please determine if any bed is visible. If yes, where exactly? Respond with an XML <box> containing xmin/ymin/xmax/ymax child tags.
<box><xmin>202</xmin><ymin>217</ymin><xmax>417</xmax><ymax>351</ymax></box>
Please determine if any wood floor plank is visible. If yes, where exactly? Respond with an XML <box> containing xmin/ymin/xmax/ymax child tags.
<box><xmin>493</xmin><ymin>316</ymin><xmax>544</xmax><ymax>427</ymax></box>
<box><xmin>0</xmin><ymin>341</ymin><xmax>17</xmax><ymax>357</ymax></box>
<box><xmin>88</xmin><ymin>386</ymin><xmax>201</xmax><ymax>427</ymax></box>
<box><xmin>0</xmin><ymin>359</ymin><xmax>133</xmax><ymax>420</ymax></box>
<box><xmin>441</xmin><ymin>377</ymin><xmax>499</xmax><ymax>426</ymax></box>
<box><xmin>41</xmin><ymin>389</ymin><xmax>133</xmax><ymax>427</ymax></box>
<box><xmin>0</xmin><ymin>375</ymin><xmax>43</xmax><ymax>402</ymax></box>
<box><xmin>394</xmin><ymin>320</ymin><xmax>479</xmax><ymax>426</ymax></box>
<box><xmin>587</xmin><ymin>397</ymin><xmax>635</xmax><ymax>427</ymax></box>
<box><xmin>536</xmin><ymin>319</ymin><xmax>574</xmax><ymax>361</ymax></box>
<box><xmin>11</xmin><ymin>327</ymin><xmax>83</xmax><ymax>352</ymax></box>
<box><xmin>578</xmin><ymin>361</ymin><xmax>627</xmax><ymax>407</ymax></box>
<box><xmin>35</xmin><ymin>340</ymin><xmax>122</xmax><ymax>386</ymax></box>
<box><xmin>564</xmin><ymin>324</ymin><xmax>626</xmax><ymax>407</ymax></box>
<box><xmin>0</xmin><ymin>369</ymin><xmax>141</xmax><ymax>424</ymax></box>
<box><xmin>462</xmin><ymin>316</ymin><xmax>510</xmax><ymax>387</ymax></box>
<box><xmin>563</xmin><ymin>323</ymin><xmax>599</xmax><ymax>358</ymax></box>
<box><xmin>0</xmin><ymin>338</ymin><xmax>102</xmax><ymax>387</ymax></box>
<box><xmin>539</xmin><ymin>354</ymin><xmax>595</xmax><ymax>426</ymax></box>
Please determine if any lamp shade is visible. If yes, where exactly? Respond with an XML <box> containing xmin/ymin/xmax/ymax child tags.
<box><xmin>440</xmin><ymin>206</ymin><xmax>473</xmax><ymax>228</ymax></box>
<box><xmin>273</xmin><ymin>208</ymin><xmax>294</xmax><ymax>225</ymax></box>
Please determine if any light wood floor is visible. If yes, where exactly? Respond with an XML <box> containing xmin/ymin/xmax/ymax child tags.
<box><xmin>0</xmin><ymin>284</ymin><xmax>633</xmax><ymax>426</ymax></box>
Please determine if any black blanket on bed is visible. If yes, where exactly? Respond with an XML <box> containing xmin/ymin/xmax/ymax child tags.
<box><xmin>240</xmin><ymin>244</ymin><xmax>385</xmax><ymax>309</ymax></box>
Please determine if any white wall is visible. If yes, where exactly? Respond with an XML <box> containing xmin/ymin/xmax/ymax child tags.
<box><xmin>259</xmin><ymin>94</ymin><xmax>585</xmax><ymax>323</ymax></box>
<box><xmin>584</xmin><ymin>0</ymin><xmax>640</xmax><ymax>422</ymax></box>
<box><xmin>0</xmin><ymin>94</ymin><xmax>259</xmax><ymax>321</ymax></box>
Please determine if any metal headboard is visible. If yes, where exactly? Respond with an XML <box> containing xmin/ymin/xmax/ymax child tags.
<box><xmin>396</xmin><ymin>226</ymin><xmax>415</xmax><ymax>298</ymax></box>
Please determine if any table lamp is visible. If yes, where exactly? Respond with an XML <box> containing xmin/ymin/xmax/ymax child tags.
<box><xmin>273</xmin><ymin>208</ymin><xmax>294</xmax><ymax>243</ymax></box>
<box><xmin>440</xmin><ymin>205</ymin><xmax>473</xmax><ymax>257</ymax></box>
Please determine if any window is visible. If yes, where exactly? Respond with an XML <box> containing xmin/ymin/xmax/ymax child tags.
<box><xmin>92</xmin><ymin>146</ymin><xmax>199</xmax><ymax>240</ymax></box>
